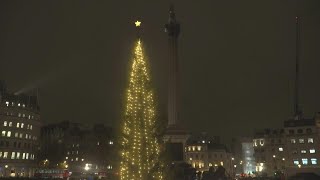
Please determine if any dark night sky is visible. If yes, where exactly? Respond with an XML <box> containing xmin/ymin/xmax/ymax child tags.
<box><xmin>0</xmin><ymin>0</ymin><xmax>320</xmax><ymax>141</ymax></box>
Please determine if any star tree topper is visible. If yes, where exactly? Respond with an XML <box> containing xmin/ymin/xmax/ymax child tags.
<box><xmin>135</xmin><ymin>20</ymin><xmax>141</xmax><ymax>27</ymax></box>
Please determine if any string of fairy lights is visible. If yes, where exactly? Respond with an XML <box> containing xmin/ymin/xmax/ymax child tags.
<box><xmin>120</xmin><ymin>21</ymin><xmax>163</xmax><ymax>180</ymax></box>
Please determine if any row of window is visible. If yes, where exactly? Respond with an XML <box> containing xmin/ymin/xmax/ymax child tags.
<box><xmin>293</xmin><ymin>158</ymin><xmax>317</xmax><ymax>165</ymax></box>
<box><xmin>5</xmin><ymin>101</ymin><xmax>27</xmax><ymax>107</ymax></box>
<box><xmin>253</xmin><ymin>139</ymin><xmax>265</xmax><ymax>147</ymax></box>
<box><xmin>0</xmin><ymin>141</ymin><xmax>34</xmax><ymax>149</ymax></box>
<box><xmin>0</xmin><ymin>151</ymin><xmax>35</xmax><ymax>160</ymax></box>
<box><xmin>187</xmin><ymin>146</ymin><xmax>202</xmax><ymax>151</ymax></box>
<box><xmin>293</xmin><ymin>149</ymin><xmax>316</xmax><ymax>154</ymax></box>
<box><xmin>70</xmin><ymin>141</ymin><xmax>114</xmax><ymax>148</ymax></box>
<box><xmin>67</xmin><ymin>150</ymin><xmax>79</xmax><ymax>155</ymax></box>
<box><xmin>288</xmin><ymin>128</ymin><xmax>312</xmax><ymax>134</ymax></box>
<box><xmin>191</xmin><ymin>161</ymin><xmax>224</xmax><ymax>169</ymax></box>
<box><xmin>66</xmin><ymin>156</ymin><xmax>85</xmax><ymax>162</ymax></box>
<box><xmin>255</xmin><ymin>138</ymin><xmax>314</xmax><ymax>147</ymax></box>
<box><xmin>1</xmin><ymin>131</ymin><xmax>37</xmax><ymax>140</ymax></box>
<box><xmin>277</xmin><ymin>147</ymin><xmax>316</xmax><ymax>154</ymax></box>
<box><xmin>97</xmin><ymin>141</ymin><xmax>114</xmax><ymax>145</ymax></box>
<box><xmin>4</xmin><ymin>111</ymin><xmax>36</xmax><ymax>120</ymax></box>
<box><xmin>291</xmin><ymin>138</ymin><xmax>314</xmax><ymax>144</ymax></box>
<box><xmin>3</xmin><ymin>121</ymin><xmax>33</xmax><ymax>130</ymax></box>
<box><xmin>188</xmin><ymin>153</ymin><xmax>225</xmax><ymax>159</ymax></box>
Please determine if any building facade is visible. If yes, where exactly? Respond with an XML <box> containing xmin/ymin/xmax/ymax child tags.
<box><xmin>241</xmin><ymin>138</ymin><xmax>256</xmax><ymax>174</ymax></box>
<box><xmin>185</xmin><ymin>133</ymin><xmax>234</xmax><ymax>177</ymax></box>
<box><xmin>253</xmin><ymin>114</ymin><xmax>320</xmax><ymax>177</ymax></box>
<box><xmin>0</xmin><ymin>81</ymin><xmax>42</xmax><ymax>177</ymax></box>
<box><xmin>40</xmin><ymin>121</ymin><xmax>116</xmax><ymax>175</ymax></box>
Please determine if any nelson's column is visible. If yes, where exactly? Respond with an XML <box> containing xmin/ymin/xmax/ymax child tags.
<box><xmin>163</xmin><ymin>6</ymin><xmax>189</xmax><ymax>161</ymax></box>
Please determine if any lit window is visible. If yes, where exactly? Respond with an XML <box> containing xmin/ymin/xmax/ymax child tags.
<box><xmin>7</xmin><ymin>131</ymin><xmax>11</xmax><ymax>137</ymax></box>
<box><xmin>200</xmin><ymin>162</ymin><xmax>205</xmax><ymax>168</ymax></box>
<box><xmin>2</xmin><ymin>131</ymin><xmax>6</xmax><ymax>136</ymax></box>
<box><xmin>6</xmin><ymin>101</ymin><xmax>9</xmax><ymax>106</ymax></box>
<box><xmin>9</xmin><ymin>122</ymin><xmax>12</xmax><ymax>127</ymax></box>
<box><xmin>30</xmin><ymin>125</ymin><xmax>32</xmax><ymax>130</ymax></box>
<box><xmin>17</xmin><ymin>123</ymin><xmax>20</xmax><ymax>128</ymax></box>
<box><xmin>21</xmin><ymin>123</ymin><xmax>24</xmax><ymax>128</ymax></box>
<box><xmin>22</xmin><ymin>104</ymin><xmax>25</xmax><ymax>108</ymax></box>
<box><xmin>3</xmin><ymin>121</ymin><xmax>7</xmax><ymax>126</ymax></box>
<box><xmin>308</xmin><ymin>138</ymin><xmax>314</xmax><ymax>143</ymax></box>
<box><xmin>19</xmin><ymin>133</ymin><xmax>23</xmax><ymax>138</ymax></box>
<box><xmin>188</xmin><ymin>147</ymin><xmax>191</xmax><ymax>151</ymax></box>
<box><xmin>22</xmin><ymin>114</ymin><xmax>25</xmax><ymax>118</ymax></box>
<box><xmin>81</xmin><ymin>159</ymin><xmax>84</xmax><ymax>161</ymax></box>
<box><xmin>3</xmin><ymin>152</ymin><xmax>8</xmax><ymax>159</ymax></box>
<box><xmin>109</xmin><ymin>141</ymin><xmax>113</xmax><ymax>145</ymax></box>
<box><xmin>71</xmin><ymin>159</ymin><xmax>73</xmax><ymax>162</ymax></box>
<box><xmin>311</xmin><ymin>158</ymin><xmax>317</xmax><ymax>165</ymax></box>
<box><xmin>301</xmin><ymin>150</ymin><xmax>306</xmax><ymax>154</ymax></box>
<box><xmin>15</xmin><ymin>132</ymin><xmax>18</xmax><ymax>137</ymax></box>
<box><xmin>76</xmin><ymin>157</ymin><xmax>78</xmax><ymax>161</ymax></box>
<box><xmin>197</xmin><ymin>146</ymin><xmax>201</xmax><ymax>151</ymax></box>
<box><xmin>293</xmin><ymin>160</ymin><xmax>299</xmax><ymax>165</ymax></box>
<box><xmin>18</xmin><ymin>103</ymin><xmax>20</xmax><ymax>107</ymax></box>
<box><xmin>29</xmin><ymin>135</ymin><xmax>31</xmax><ymax>139</ymax></box>
<box><xmin>11</xmin><ymin>152</ymin><xmax>15</xmax><ymax>159</ymax></box>
<box><xmin>28</xmin><ymin>115</ymin><xmax>31</xmax><ymax>119</ymax></box>
<box><xmin>25</xmin><ymin>134</ymin><xmax>28</xmax><ymax>139</ymax></box>
<box><xmin>202</xmin><ymin>140</ymin><xmax>205</xmax><ymax>143</ymax></box>
<box><xmin>107</xmin><ymin>165</ymin><xmax>112</xmax><ymax>169</ymax></box>
<box><xmin>192</xmin><ymin>146</ymin><xmax>195</xmax><ymax>151</ymax></box>
<box><xmin>22</xmin><ymin>153</ymin><xmax>25</xmax><ymax>159</ymax></box>
<box><xmin>97</xmin><ymin>142</ymin><xmax>100</xmax><ymax>145</ymax></box>
<box><xmin>209</xmin><ymin>163</ymin><xmax>213</xmax><ymax>167</ymax></box>
<box><xmin>66</xmin><ymin>157</ymin><xmax>68</xmax><ymax>159</ymax></box>
<box><xmin>299</xmin><ymin>139</ymin><xmax>304</xmax><ymax>144</ymax></box>
<box><xmin>16</xmin><ymin>152</ymin><xmax>20</xmax><ymax>159</ymax></box>
<box><xmin>279</xmin><ymin>147</ymin><xmax>283</xmax><ymax>152</ymax></box>
<box><xmin>302</xmin><ymin>158</ymin><xmax>308</xmax><ymax>165</ymax></box>
<box><xmin>310</xmin><ymin>149</ymin><xmax>316</xmax><ymax>154</ymax></box>
<box><xmin>18</xmin><ymin>113</ymin><xmax>21</xmax><ymax>117</ymax></box>
<box><xmin>26</xmin><ymin>153</ymin><xmax>29</xmax><ymax>160</ymax></box>
<box><xmin>72</xmin><ymin>144</ymin><xmax>75</xmax><ymax>147</ymax></box>
<box><xmin>76</xmin><ymin>151</ymin><xmax>78</xmax><ymax>154</ymax></box>
<box><xmin>67</xmin><ymin>152</ymin><xmax>70</xmax><ymax>155</ymax></box>
<box><xmin>260</xmin><ymin>140</ymin><xmax>264</xmax><ymax>146</ymax></box>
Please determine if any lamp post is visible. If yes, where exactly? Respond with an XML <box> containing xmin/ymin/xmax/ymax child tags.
<box><xmin>4</xmin><ymin>165</ymin><xmax>8</xmax><ymax>177</ymax></box>
<box><xmin>231</xmin><ymin>157</ymin><xmax>235</xmax><ymax>178</ymax></box>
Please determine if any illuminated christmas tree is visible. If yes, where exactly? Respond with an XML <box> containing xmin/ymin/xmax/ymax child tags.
<box><xmin>120</xmin><ymin>21</ymin><xmax>163</xmax><ymax>180</ymax></box>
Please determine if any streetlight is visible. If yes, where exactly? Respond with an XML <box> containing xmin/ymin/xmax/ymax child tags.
<box><xmin>4</xmin><ymin>165</ymin><xmax>8</xmax><ymax>177</ymax></box>
<box><xmin>84</xmin><ymin>163</ymin><xmax>90</xmax><ymax>171</ymax></box>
